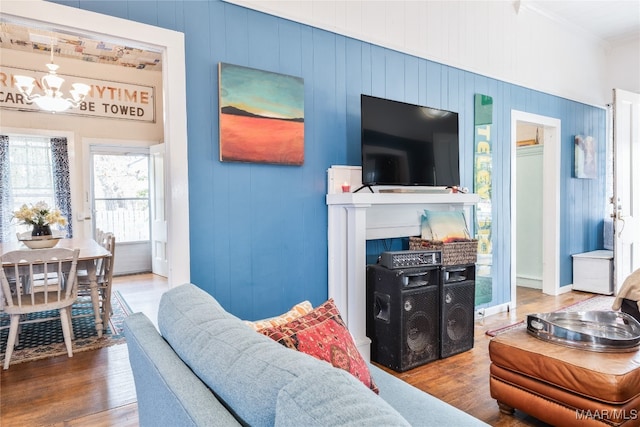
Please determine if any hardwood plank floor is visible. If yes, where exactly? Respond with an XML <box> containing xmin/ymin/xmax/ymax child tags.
<box><xmin>382</xmin><ymin>285</ymin><xmax>595</xmax><ymax>427</ymax></box>
<box><xmin>0</xmin><ymin>276</ymin><xmax>596</xmax><ymax>426</ymax></box>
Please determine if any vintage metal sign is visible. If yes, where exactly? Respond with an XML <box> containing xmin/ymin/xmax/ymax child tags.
<box><xmin>0</xmin><ymin>65</ymin><xmax>155</xmax><ymax>122</ymax></box>
<box><xmin>474</xmin><ymin>93</ymin><xmax>493</xmax><ymax>305</ymax></box>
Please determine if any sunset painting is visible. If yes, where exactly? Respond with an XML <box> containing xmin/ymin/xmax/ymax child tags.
<box><xmin>219</xmin><ymin>63</ymin><xmax>304</xmax><ymax>165</ymax></box>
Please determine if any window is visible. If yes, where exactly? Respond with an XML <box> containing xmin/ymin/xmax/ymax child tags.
<box><xmin>2</xmin><ymin>135</ymin><xmax>60</xmax><ymax>241</ymax></box>
<box><xmin>91</xmin><ymin>148</ymin><xmax>150</xmax><ymax>243</ymax></box>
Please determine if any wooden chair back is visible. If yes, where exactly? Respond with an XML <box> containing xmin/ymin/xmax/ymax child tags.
<box><xmin>98</xmin><ymin>233</ymin><xmax>115</xmax><ymax>279</ymax></box>
<box><xmin>0</xmin><ymin>248</ymin><xmax>80</xmax><ymax>311</ymax></box>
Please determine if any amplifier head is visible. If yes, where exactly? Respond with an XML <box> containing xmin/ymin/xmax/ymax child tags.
<box><xmin>380</xmin><ymin>250</ymin><xmax>442</xmax><ymax>269</ymax></box>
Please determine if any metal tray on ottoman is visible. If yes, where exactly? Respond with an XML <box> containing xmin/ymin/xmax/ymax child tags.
<box><xmin>527</xmin><ymin>311</ymin><xmax>640</xmax><ymax>352</ymax></box>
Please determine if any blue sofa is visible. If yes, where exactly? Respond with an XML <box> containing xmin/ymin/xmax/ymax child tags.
<box><xmin>124</xmin><ymin>283</ymin><xmax>488</xmax><ymax>426</ymax></box>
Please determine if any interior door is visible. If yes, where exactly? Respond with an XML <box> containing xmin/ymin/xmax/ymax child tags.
<box><xmin>150</xmin><ymin>143</ymin><xmax>168</xmax><ymax>277</ymax></box>
<box><xmin>613</xmin><ymin>89</ymin><xmax>640</xmax><ymax>290</ymax></box>
<box><xmin>91</xmin><ymin>145</ymin><xmax>152</xmax><ymax>275</ymax></box>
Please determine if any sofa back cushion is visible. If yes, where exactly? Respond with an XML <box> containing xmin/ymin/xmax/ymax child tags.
<box><xmin>158</xmin><ymin>284</ymin><xmax>409</xmax><ymax>427</ymax></box>
<box><xmin>274</xmin><ymin>368</ymin><xmax>410</xmax><ymax>427</ymax></box>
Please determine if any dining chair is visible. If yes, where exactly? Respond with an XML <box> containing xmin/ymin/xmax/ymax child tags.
<box><xmin>75</xmin><ymin>230</ymin><xmax>109</xmax><ymax>282</ymax></box>
<box><xmin>75</xmin><ymin>233</ymin><xmax>116</xmax><ymax>331</ymax></box>
<box><xmin>14</xmin><ymin>231</ymin><xmax>65</xmax><ymax>294</ymax></box>
<box><xmin>95</xmin><ymin>228</ymin><xmax>106</xmax><ymax>245</ymax></box>
<box><xmin>0</xmin><ymin>247</ymin><xmax>80</xmax><ymax>369</ymax></box>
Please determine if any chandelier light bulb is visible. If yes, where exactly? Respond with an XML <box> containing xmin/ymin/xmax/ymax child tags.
<box><xmin>14</xmin><ymin>75</ymin><xmax>35</xmax><ymax>97</ymax></box>
<box><xmin>70</xmin><ymin>83</ymin><xmax>91</xmax><ymax>101</ymax></box>
<box><xmin>42</xmin><ymin>73</ymin><xmax>65</xmax><ymax>93</ymax></box>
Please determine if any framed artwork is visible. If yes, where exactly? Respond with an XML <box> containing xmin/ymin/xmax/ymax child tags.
<box><xmin>218</xmin><ymin>63</ymin><xmax>304</xmax><ymax>165</ymax></box>
<box><xmin>574</xmin><ymin>135</ymin><xmax>596</xmax><ymax>179</ymax></box>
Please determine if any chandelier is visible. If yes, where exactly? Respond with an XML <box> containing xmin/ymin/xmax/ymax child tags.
<box><xmin>13</xmin><ymin>39</ymin><xmax>90</xmax><ymax>113</ymax></box>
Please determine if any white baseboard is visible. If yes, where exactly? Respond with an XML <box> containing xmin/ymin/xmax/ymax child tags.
<box><xmin>558</xmin><ymin>285</ymin><xmax>574</xmax><ymax>294</ymax></box>
<box><xmin>516</xmin><ymin>276</ymin><xmax>542</xmax><ymax>289</ymax></box>
<box><xmin>475</xmin><ymin>302</ymin><xmax>511</xmax><ymax>319</ymax></box>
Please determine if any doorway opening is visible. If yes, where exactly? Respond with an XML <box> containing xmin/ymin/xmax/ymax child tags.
<box><xmin>3</xmin><ymin>2</ymin><xmax>190</xmax><ymax>287</ymax></box>
<box><xmin>91</xmin><ymin>145</ymin><xmax>153</xmax><ymax>276</ymax></box>
<box><xmin>510</xmin><ymin>111</ymin><xmax>562</xmax><ymax>307</ymax></box>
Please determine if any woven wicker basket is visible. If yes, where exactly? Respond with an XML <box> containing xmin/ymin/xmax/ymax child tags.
<box><xmin>409</xmin><ymin>237</ymin><xmax>478</xmax><ymax>266</ymax></box>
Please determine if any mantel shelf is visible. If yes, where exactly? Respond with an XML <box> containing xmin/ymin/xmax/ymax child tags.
<box><xmin>326</xmin><ymin>192</ymin><xmax>479</xmax><ymax>206</ymax></box>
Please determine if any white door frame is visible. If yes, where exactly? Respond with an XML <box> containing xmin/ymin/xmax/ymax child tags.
<box><xmin>511</xmin><ymin>111</ymin><xmax>562</xmax><ymax>304</ymax></box>
<box><xmin>150</xmin><ymin>143</ymin><xmax>169</xmax><ymax>277</ymax></box>
<box><xmin>2</xmin><ymin>1</ymin><xmax>190</xmax><ymax>287</ymax></box>
<box><xmin>613</xmin><ymin>89</ymin><xmax>640</xmax><ymax>289</ymax></box>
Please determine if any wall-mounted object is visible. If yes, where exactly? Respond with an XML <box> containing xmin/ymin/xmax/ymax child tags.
<box><xmin>218</xmin><ymin>63</ymin><xmax>304</xmax><ymax>165</ymax></box>
<box><xmin>574</xmin><ymin>135</ymin><xmax>596</xmax><ymax>179</ymax></box>
<box><xmin>474</xmin><ymin>94</ymin><xmax>493</xmax><ymax>306</ymax></box>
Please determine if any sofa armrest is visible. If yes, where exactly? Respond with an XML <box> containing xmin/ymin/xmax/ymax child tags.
<box><xmin>124</xmin><ymin>312</ymin><xmax>242</xmax><ymax>427</ymax></box>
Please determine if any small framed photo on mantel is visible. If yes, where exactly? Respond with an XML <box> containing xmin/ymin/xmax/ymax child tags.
<box><xmin>218</xmin><ymin>63</ymin><xmax>304</xmax><ymax>166</ymax></box>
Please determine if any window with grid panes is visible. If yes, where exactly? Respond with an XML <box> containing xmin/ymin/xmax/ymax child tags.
<box><xmin>7</xmin><ymin>135</ymin><xmax>57</xmax><ymax>238</ymax></box>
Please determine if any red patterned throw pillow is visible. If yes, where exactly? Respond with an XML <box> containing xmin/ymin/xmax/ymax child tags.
<box><xmin>243</xmin><ymin>300</ymin><xmax>314</xmax><ymax>331</ymax></box>
<box><xmin>259</xmin><ymin>299</ymin><xmax>379</xmax><ymax>394</ymax></box>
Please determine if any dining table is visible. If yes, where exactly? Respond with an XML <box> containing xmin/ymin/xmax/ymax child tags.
<box><xmin>0</xmin><ymin>237</ymin><xmax>112</xmax><ymax>338</ymax></box>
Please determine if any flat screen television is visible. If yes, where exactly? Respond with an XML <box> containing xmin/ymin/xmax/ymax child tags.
<box><xmin>361</xmin><ymin>94</ymin><xmax>460</xmax><ymax>188</ymax></box>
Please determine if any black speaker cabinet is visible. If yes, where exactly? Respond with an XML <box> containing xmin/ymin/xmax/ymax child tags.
<box><xmin>440</xmin><ymin>264</ymin><xmax>476</xmax><ymax>359</ymax></box>
<box><xmin>366</xmin><ymin>264</ymin><xmax>440</xmax><ymax>372</ymax></box>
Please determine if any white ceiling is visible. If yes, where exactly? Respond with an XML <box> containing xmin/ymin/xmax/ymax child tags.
<box><xmin>526</xmin><ymin>0</ymin><xmax>640</xmax><ymax>43</ymax></box>
<box><xmin>0</xmin><ymin>1</ymin><xmax>638</xmax><ymax>72</ymax></box>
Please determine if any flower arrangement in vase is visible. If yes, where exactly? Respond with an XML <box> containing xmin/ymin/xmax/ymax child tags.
<box><xmin>13</xmin><ymin>201</ymin><xmax>67</xmax><ymax>239</ymax></box>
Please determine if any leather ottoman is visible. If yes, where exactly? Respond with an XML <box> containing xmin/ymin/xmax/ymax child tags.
<box><xmin>489</xmin><ymin>327</ymin><xmax>640</xmax><ymax>426</ymax></box>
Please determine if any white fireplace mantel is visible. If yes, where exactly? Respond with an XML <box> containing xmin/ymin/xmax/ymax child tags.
<box><xmin>326</xmin><ymin>166</ymin><xmax>479</xmax><ymax>360</ymax></box>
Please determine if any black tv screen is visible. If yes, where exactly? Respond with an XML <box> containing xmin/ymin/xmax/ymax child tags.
<box><xmin>361</xmin><ymin>95</ymin><xmax>460</xmax><ymax>187</ymax></box>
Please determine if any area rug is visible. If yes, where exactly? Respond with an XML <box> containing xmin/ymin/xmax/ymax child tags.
<box><xmin>0</xmin><ymin>290</ymin><xmax>132</xmax><ymax>366</ymax></box>
<box><xmin>485</xmin><ymin>294</ymin><xmax>615</xmax><ymax>337</ymax></box>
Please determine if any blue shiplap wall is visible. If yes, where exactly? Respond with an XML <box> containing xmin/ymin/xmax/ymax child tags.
<box><xmin>54</xmin><ymin>0</ymin><xmax>606</xmax><ymax>318</ymax></box>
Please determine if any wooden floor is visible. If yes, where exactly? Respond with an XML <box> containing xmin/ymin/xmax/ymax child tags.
<box><xmin>0</xmin><ymin>275</ymin><xmax>596</xmax><ymax>426</ymax></box>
